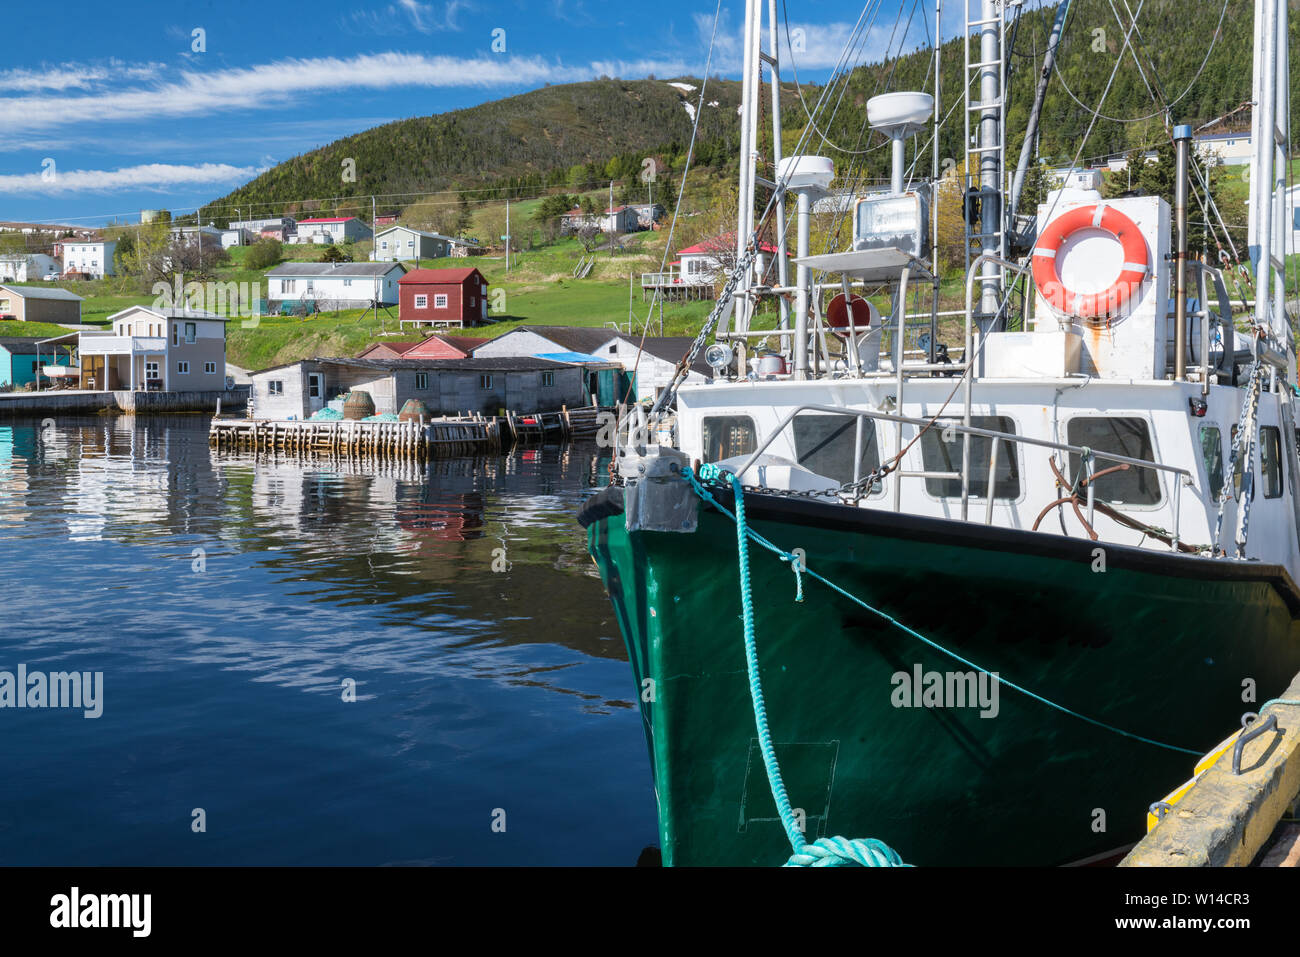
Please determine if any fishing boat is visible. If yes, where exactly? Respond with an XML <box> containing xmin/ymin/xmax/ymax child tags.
<box><xmin>579</xmin><ymin>0</ymin><xmax>1300</xmax><ymax>865</ymax></box>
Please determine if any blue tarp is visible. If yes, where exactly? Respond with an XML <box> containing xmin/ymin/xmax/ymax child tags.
<box><xmin>534</xmin><ymin>351</ymin><xmax>610</xmax><ymax>364</ymax></box>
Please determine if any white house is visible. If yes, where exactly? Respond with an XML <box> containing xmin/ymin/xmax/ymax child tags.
<box><xmin>1195</xmin><ymin>132</ymin><xmax>1253</xmax><ymax>166</ymax></box>
<box><xmin>265</xmin><ymin>262</ymin><xmax>406</xmax><ymax>308</ymax></box>
<box><xmin>0</xmin><ymin>253</ymin><xmax>59</xmax><ymax>282</ymax></box>
<box><xmin>594</xmin><ymin>335</ymin><xmax>712</xmax><ymax>403</ymax></box>
<box><xmin>168</xmin><ymin>225</ymin><xmax>224</xmax><ymax>245</ymax></box>
<box><xmin>290</xmin><ymin>217</ymin><xmax>373</xmax><ymax>245</ymax></box>
<box><xmin>675</xmin><ymin>235</ymin><xmax>786</xmax><ymax>286</ymax></box>
<box><xmin>221</xmin><ymin>227</ymin><xmax>256</xmax><ymax>248</ymax></box>
<box><xmin>372</xmin><ymin>226</ymin><xmax>459</xmax><ymax>261</ymax></box>
<box><xmin>560</xmin><ymin>205</ymin><xmax>641</xmax><ymax>234</ymax></box>
<box><xmin>76</xmin><ymin>306</ymin><xmax>229</xmax><ymax>392</ymax></box>
<box><xmin>62</xmin><ymin>240</ymin><xmax>117</xmax><ymax>278</ymax></box>
<box><xmin>230</xmin><ymin>216</ymin><xmax>295</xmax><ymax>233</ymax></box>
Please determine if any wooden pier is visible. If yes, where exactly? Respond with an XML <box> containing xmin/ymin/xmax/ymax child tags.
<box><xmin>210</xmin><ymin>405</ymin><xmax>612</xmax><ymax>461</ymax></box>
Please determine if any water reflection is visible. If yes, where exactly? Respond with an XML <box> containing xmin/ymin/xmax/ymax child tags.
<box><xmin>0</xmin><ymin>417</ymin><xmax>648</xmax><ymax>865</ymax></box>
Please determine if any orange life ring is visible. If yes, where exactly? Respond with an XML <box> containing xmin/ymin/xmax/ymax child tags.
<box><xmin>1031</xmin><ymin>204</ymin><xmax>1149</xmax><ymax>319</ymax></box>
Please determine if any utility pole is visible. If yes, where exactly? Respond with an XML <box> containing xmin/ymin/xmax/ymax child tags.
<box><xmin>505</xmin><ymin>199</ymin><xmax>510</xmax><ymax>274</ymax></box>
<box><xmin>609</xmin><ymin>180</ymin><xmax>614</xmax><ymax>258</ymax></box>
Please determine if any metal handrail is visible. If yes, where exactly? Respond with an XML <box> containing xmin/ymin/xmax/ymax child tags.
<box><xmin>727</xmin><ymin>402</ymin><xmax>1194</xmax><ymax>546</ymax></box>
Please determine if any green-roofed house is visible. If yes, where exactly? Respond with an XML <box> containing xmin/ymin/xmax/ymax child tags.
<box><xmin>0</xmin><ymin>284</ymin><xmax>84</xmax><ymax>325</ymax></box>
<box><xmin>0</xmin><ymin>337</ymin><xmax>73</xmax><ymax>388</ymax></box>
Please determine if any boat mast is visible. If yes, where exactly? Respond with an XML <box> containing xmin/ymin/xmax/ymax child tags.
<box><xmin>1247</xmin><ymin>0</ymin><xmax>1292</xmax><ymax>357</ymax></box>
<box><xmin>725</xmin><ymin>0</ymin><xmax>791</xmax><ymax>349</ymax></box>
<box><xmin>1007</xmin><ymin>0</ymin><xmax>1072</xmax><ymax>225</ymax></box>
<box><xmin>965</xmin><ymin>0</ymin><xmax>1009</xmax><ymax>331</ymax></box>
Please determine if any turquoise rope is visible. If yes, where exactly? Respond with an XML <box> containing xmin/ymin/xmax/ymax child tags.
<box><xmin>685</xmin><ymin>466</ymin><xmax>1202</xmax><ymax>758</ymax></box>
<box><xmin>711</xmin><ymin>464</ymin><xmax>907</xmax><ymax>867</ymax></box>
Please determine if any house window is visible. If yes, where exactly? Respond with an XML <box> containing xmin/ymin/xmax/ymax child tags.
<box><xmin>177</xmin><ymin>361</ymin><xmax>190</xmax><ymax>374</ymax></box>
<box><xmin>608</xmin><ymin>345</ymin><xmax>617</xmax><ymax>354</ymax></box>
<box><xmin>268</xmin><ymin>380</ymin><xmax>284</xmax><ymax>396</ymax></box>
<box><xmin>343</xmin><ymin>279</ymin><xmax>352</xmax><ymax>287</ymax></box>
<box><xmin>542</xmin><ymin>371</ymin><xmax>554</xmax><ymax>387</ymax></box>
<box><xmin>469</xmin><ymin>296</ymin><xmax>476</xmax><ymax>306</ymax></box>
<box><xmin>407</xmin><ymin>240</ymin><xmax>414</xmax><ymax>248</ymax></box>
<box><xmin>381</xmin><ymin>241</ymin><xmax>388</xmax><ymax>250</ymax></box>
<box><xmin>414</xmin><ymin>294</ymin><xmax>428</xmax><ymax>308</ymax></box>
<box><xmin>184</xmin><ymin>322</ymin><xmax>196</xmax><ymax>343</ymax></box>
<box><xmin>479</xmin><ymin>374</ymin><xmax>493</xmax><ymax>389</ymax></box>
<box><xmin>415</xmin><ymin>373</ymin><xmax>429</xmax><ymax>389</ymax></box>
<box><xmin>434</xmin><ymin>294</ymin><xmax>448</xmax><ymax>308</ymax></box>
<box><xmin>283</xmin><ymin>279</ymin><xmax>295</xmax><ymax>293</ymax></box>
<box><xmin>172</xmin><ymin>325</ymin><xmax>179</xmax><ymax>346</ymax></box>
<box><xmin>204</xmin><ymin>361</ymin><xmax>216</xmax><ymax>374</ymax></box>
<box><xmin>145</xmin><ymin>360</ymin><xmax>160</xmax><ymax>379</ymax></box>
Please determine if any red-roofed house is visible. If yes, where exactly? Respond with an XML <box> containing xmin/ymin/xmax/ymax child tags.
<box><xmin>290</xmin><ymin>216</ymin><xmax>373</xmax><ymax>245</ymax></box>
<box><xmin>398</xmin><ymin>268</ymin><xmax>489</xmax><ymax>329</ymax></box>
<box><xmin>641</xmin><ymin>234</ymin><xmax>788</xmax><ymax>301</ymax></box>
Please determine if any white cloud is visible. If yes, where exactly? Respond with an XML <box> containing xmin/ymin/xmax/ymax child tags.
<box><xmin>0</xmin><ymin>52</ymin><xmax>725</xmax><ymax>133</ymax></box>
<box><xmin>0</xmin><ymin>162</ymin><xmax>262</xmax><ymax>195</ymax></box>
<box><xmin>0</xmin><ymin>59</ymin><xmax>164</xmax><ymax>92</ymax></box>
<box><xmin>351</xmin><ymin>1</ymin><xmax>474</xmax><ymax>35</ymax></box>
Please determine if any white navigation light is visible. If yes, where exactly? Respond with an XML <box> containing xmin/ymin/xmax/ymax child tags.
<box><xmin>704</xmin><ymin>343</ymin><xmax>733</xmax><ymax>371</ymax></box>
<box><xmin>777</xmin><ymin>155</ymin><xmax>834</xmax><ymax>192</ymax></box>
<box><xmin>853</xmin><ymin>192</ymin><xmax>928</xmax><ymax>258</ymax></box>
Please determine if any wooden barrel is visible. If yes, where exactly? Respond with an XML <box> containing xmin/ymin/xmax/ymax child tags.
<box><xmin>342</xmin><ymin>390</ymin><xmax>375</xmax><ymax>420</ymax></box>
<box><xmin>398</xmin><ymin>398</ymin><xmax>431</xmax><ymax>422</ymax></box>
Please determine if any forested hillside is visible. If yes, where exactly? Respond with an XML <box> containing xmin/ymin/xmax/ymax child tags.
<box><xmin>205</xmin><ymin>0</ymin><xmax>1295</xmax><ymax>222</ymax></box>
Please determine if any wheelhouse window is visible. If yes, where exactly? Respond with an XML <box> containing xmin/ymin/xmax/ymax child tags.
<box><xmin>1199</xmin><ymin>425</ymin><xmax>1224</xmax><ymax>499</ymax></box>
<box><xmin>1067</xmin><ymin>417</ymin><xmax>1161</xmax><ymax>505</ymax></box>
<box><xmin>920</xmin><ymin>415</ymin><xmax>1021</xmax><ymax>499</ymax></box>
<box><xmin>1260</xmin><ymin>426</ymin><xmax>1283</xmax><ymax>498</ymax></box>
<box><xmin>701</xmin><ymin>415</ymin><xmax>757</xmax><ymax>464</ymax></box>
<box><xmin>792</xmin><ymin>414</ymin><xmax>880</xmax><ymax>490</ymax></box>
<box><xmin>1230</xmin><ymin>424</ymin><xmax>1255</xmax><ymax>500</ymax></box>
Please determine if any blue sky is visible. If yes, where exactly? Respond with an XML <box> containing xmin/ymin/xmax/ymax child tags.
<box><xmin>0</xmin><ymin>0</ymin><xmax>948</xmax><ymax>227</ymax></box>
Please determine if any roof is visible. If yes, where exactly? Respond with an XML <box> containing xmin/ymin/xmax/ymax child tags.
<box><xmin>106</xmin><ymin>305</ymin><xmax>231</xmax><ymax>322</ymax></box>
<box><xmin>0</xmin><ymin>284</ymin><xmax>84</xmax><ymax>302</ymax></box>
<box><xmin>296</xmin><ymin>217</ymin><xmax>362</xmax><ymax>224</ymax></box>
<box><xmin>435</xmin><ymin>335</ymin><xmax>487</xmax><ymax>351</ymax></box>
<box><xmin>614</xmin><ymin>335</ymin><xmax>713</xmax><ymax>376</ymax></box>
<box><xmin>0</xmin><ymin>336</ymin><xmax>53</xmax><ymax>352</ymax></box>
<box><xmin>483</xmin><ymin>325</ymin><xmax>615</xmax><ymax>354</ymax></box>
<box><xmin>399</xmin><ymin>267</ymin><xmax>483</xmax><ymax>284</ymax></box>
<box><xmin>357</xmin><ymin>341</ymin><xmax>422</xmax><ymax>357</ymax></box>
<box><xmin>250</xmin><ymin>355</ymin><xmax>571</xmax><ymax>376</ymax></box>
<box><xmin>678</xmin><ymin>235</ymin><xmax>786</xmax><ymax>256</ymax></box>
<box><xmin>266</xmin><ymin>262</ymin><xmax>405</xmax><ymax>278</ymax></box>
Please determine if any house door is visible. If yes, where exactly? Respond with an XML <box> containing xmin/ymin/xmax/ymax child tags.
<box><xmin>307</xmin><ymin>373</ymin><xmax>324</xmax><ymax>413</ymax></box>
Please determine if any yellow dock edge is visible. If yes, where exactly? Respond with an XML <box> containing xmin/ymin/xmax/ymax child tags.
<box><xmin>1121</xmin><ymin>673</ymin><xmax>1300</xmax><ymax>867</ymax></box>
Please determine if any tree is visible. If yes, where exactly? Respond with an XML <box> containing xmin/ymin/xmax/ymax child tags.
<box><xmin>121</xmin><ymin>223</ymin><xmax>229</xmax><ymax>284</ymax></box>
<box><xmin>245</xmin><ymin>238</ymin><xmax>282</xmax><ymax>270</ymax></box>
<box><xmin>476</xmin><ymin>205</ymin><xmax>509</xmax><ymax>248</ymax></box>
<box><xmin>575</xmin><ymin>224</ymin><xmax>603</xmax><ymax>253</ymax></box>
<box><xmin>320</xmin><ymin>244</ymin><xmax>347</xmax><ymax>262</ymax></box>
<box><xmin>533</xmin><ymin>194</ymin><xmax>574</xmax><ymax>242</ymax></box>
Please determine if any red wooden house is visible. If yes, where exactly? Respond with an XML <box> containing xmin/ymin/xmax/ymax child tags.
<box><xmin>398</xmin><ymin>268</ymin><xmax>488</xmax><ymax>329</ymax></box>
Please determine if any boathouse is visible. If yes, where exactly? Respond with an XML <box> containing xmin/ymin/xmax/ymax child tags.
<box><xmin>247</xmin><ymin>356</ymin><xmax>583</xmax><ymax>419</ymax></box>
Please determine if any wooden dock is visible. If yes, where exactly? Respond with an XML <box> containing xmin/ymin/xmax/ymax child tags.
<box><xmin>210</xmin><ymin>415</ymin><xmax>502</xmax><ymax>460</ymax></box>
<box><xmin>210</xmin><ymin>405</ymin><xmax>612</xmax><ymax>461</ymax></box>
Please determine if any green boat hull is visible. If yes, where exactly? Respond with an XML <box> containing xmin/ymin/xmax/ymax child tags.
<box><xmin>580</xmin><ymin>484</ymin><xmax>1300</xmax><ymax>866</ymax></box>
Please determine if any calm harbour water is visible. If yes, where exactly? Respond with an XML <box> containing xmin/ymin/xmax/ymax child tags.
<box><xmin>0</xmin><ymin>417</ymin><xmax>656</xmax><ymax>865</ymax></box>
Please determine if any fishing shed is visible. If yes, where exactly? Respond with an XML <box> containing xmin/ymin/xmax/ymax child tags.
<box><xmin>247</xmin><ymin>356</ymin><xmax>584</xmax><ymax>420</ymax></box>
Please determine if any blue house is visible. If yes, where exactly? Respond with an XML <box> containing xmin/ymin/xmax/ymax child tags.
<box><xmin>0</xmin><ymin>337</ymin><xmax>73</xmax><ymax>388</ymax></box>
